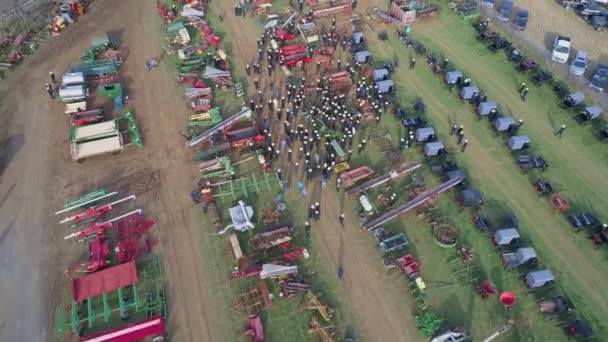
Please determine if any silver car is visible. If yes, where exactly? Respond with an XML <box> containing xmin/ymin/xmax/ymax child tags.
<box><xmin>570</xmin><ymin>51</ymin><xmax>587</xmax><ymax>76</ymax></box>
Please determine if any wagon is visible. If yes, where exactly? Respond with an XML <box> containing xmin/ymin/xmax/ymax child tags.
<box><xmin>352</xmin><ymin>31</ymin><xmax>365</xmax><ymax>45</ymax></box>
<box><xmin>372</xmin><ymin>68</ymin><xmax>390</xmax><ymax>82</ymax></box>
<box><xmin>502</xmin><ymin>247</ymin><xmax>537</xmax><ymax>268</ymax></box>
<box><xmin>563</xmin><ymin>91</ymin><xmax>585</xmax><ymax>107</ymax></box>
<box><xmin>59</xmin><ymin>85</ymin><xmax>88</xmax><ymax>103</ymax></box>
<box><xmin>492</xmin><ymin>228</ymin><xmax>520</xmax><ymax>246</ymax></box>
<box><xmin>415</xmin><ymin>127</ymin><xmax>435</xmax><ymax>142</ymax></box>
<box><xmin>579</xmin><ymin>105</ymin><xmax>602</xmax><ymax>121</ymax></box>
<box><xmin>493</xmin><ymin>116</ymin><xmax>516</xmax><ymax>132</ymax></box>
<box><xmin>476</xmin><ymin>101</ymin><xmax>497</xmax><ymax>116</ymax></box>
<box><xmin>460</xmin><ymin>85</ymin><xmax>479</xmax><ymax>100</ymax></box>
<box><xmin>424</xmin><ymin>141</ymin><xmax>445</xmax><ymax>157</ymax></box>
<box><xmin>445</xmin><ymin>70</ymin><xmax>463</xmax><ymax>84</ymax></box>
<box><xmin>507</xmin><ymin>135</ymin><xmax>530</xmax><ymax>151</ymax></box>
<box><xmin>62</xmin><ymin>72</ymin><xmax>85</xmax><ymax>86</ymax></box>
<box><xmin>376</xmin><ymin>79</ymin><xmax>395</xmax><ymax>94</ymax></box>
<box><xmin>525</xmin><ymin>269</ymin><xmax>555</xmax><ymax>289</ymax></box>
<box><xmin>459</xmin><ymin>188</ymin><xmax>483</xmax><ymax>207</ymax></box>
<box><xmin>353</xmin><ymin>50</ymin><xmax>371</xmax><ymax>64</ymax></box>
<box><xmin>537</xmin><ymin>296</ymin><xmax>574</xmax><ymax>317</ymax></box>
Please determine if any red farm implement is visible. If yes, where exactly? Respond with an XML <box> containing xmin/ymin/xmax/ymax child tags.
<box><xmin>70</xmin><ymin>108</ymin><xmax>106</xmax><ymax>127</ymax></box>
<box><xmin>59</xmin><ymin>195</ymin><xmax>135</xmax><ymax>226</ymax></box>
<box><xmin>64</xmin><ymin>209</ymin><xmax>142</xmax><ymax>241</ymax></box>
<box><xmin>225</xmin><ymin>121</ymin><xmax>265</xmax><ymax>147</ymax></box>
<box><xmin>64</xmin><ymin>212</ymin><xmax>156</xmax><ymax>275</ymax></box>
<box><xmin>188</xmin><ymin>17</ymin><xmax>221</xmax><ymax>47</ymax></box>
<box><xmin>339</xmin><ymin>166</ymin><xmax>375</xmax><ymax>188</ymax></box>
<box><xmin>397</xmin><ymin>254</ymin><xmax>420</xmax><ymax>279</ymax></box>
<box><xmin>242</xmin><ymin>315</ymin><xmax>265</xmax><ymax>342</ymax></box>
<box><xmin>157</xmin><ymin>2</ymin><xmax>174</xmax><ymax>22</ymax></box>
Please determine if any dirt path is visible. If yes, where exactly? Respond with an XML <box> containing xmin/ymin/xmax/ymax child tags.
<box><xmin>0</xmin><ymin>1</ymin><xmax>222</xmax><ymax>341</ymax></box>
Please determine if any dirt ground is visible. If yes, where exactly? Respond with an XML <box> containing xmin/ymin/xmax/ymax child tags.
<box><xmin>0</xmin><ymin>1</ymin><xmax>222</xmax><ymax>341</ymax></box>
<box><xmin>507</xmin><ymin>0</ymin><xmax>608</xmax><ymax>63</ymax></box>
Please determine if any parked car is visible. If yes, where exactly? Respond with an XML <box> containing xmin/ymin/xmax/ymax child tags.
<box><xmin>512</xmin><ymin>9</ymin><xmax>529</xmax><ymax>30</ymax></box>
<box><xmin>578</xmin><ymin>1</ymin><xmax>607</xmax><ymax>19</ymax></box>
<box><xmin>552</xmin><ymin>35</ymin><xmax>571</xmax><ymax>63</ymax></box>
<box><xmin>589</xmin><ymin>64</ymin><xmax>608</xmax><ymax>92</ymax></box>
<box><xmin>591</xmin><ymin>14</ymin><xmax>608</xmax><ymax>30</ymax></box>
<box><xmin>569</xmin><ymin>50</ymin><xmax>588</xmax><ymax>76</ymax></box>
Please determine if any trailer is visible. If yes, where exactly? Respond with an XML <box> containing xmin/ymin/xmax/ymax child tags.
<box><xmin>339</xmin><ymin>166</ymin><xmax>375</xmax><ymax>188</ymax></box>
<box><xmin>62</xmin><ymin>71</ymin><xmax>85</xmax><ymax>86</ymax></box>
<box><xmin>70</xmin><ymin>108</ymin><xmax>105</xmax><ymax>126</ymax></box>
<box><xmin>68</xmin><ymin>59</ymin><xmax>119</xmax><ymax>77</ymax></box>
<box><xmin>59</xmin><ymin>84</ymin><xmax>88</xmax><ymax>103</ymax></box>
<box><xmin>65</xmin><ymin>101</ymin><xmax>87</xmax><ymax>114</ymax></box>
<box><xmin>70</xmin><ymin>120</ymin><xmax>123</xmax><ymax>161</ymax></box>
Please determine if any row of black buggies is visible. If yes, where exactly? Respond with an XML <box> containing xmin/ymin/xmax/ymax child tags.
<box><xmin>474</xmin><ymin>16</ymin><xmax>608</xmax><ymax>140</ymax></box>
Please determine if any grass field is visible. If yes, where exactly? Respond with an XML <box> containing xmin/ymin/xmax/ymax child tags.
<box><xmin>360</xmin><ymin>6</ymin><xmax>608</xmax><ymax>339</ymax></box>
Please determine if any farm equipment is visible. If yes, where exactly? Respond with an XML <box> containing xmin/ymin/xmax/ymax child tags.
<box><xmin>188</xmin><ymin>107</ymin><xmax>222</xmax><ymax>128</ymax></box>
<box><xmin>549</xmin><ymin>193</ymin><xmax>570</xmax><ymax>213</ymax></box>
<box><xmin>339</xmin><ymin>166</ymin><xmax>374</xmax><ymax>188</ymax></box>
<box><xmin>97</xmin><ymin>83</ymin><xmax>123</xmax><ymax>100</ymax></box>
<box><xmin>373</xmin><ymin>228</ymin><xmax>408</xmax><ymax>253</ymax></box>
<box><xmin>538</xmin><ymin>296</ymin><xmax>574</xmax><ymax>318</ymax></box>
<box><xmin>225</xmin><ymin>121</ymin><xmax>265</xmax><ymax>148</ymax></box>
<box><xmin>301</xmin><ymin>291</ymin><xmax>334</xmax><ymax>322</ymax></box>
<box><xmin>517</xmin><ymin>155</ymin><xmax>548</xmax><ymax>171</ymax></box>
<box><xmin>279</xmin><ymin>44</ymin><xmax>311</xmax><ymax>67</ymax></box>
<box><xmin>328</xmin><ymin>72</ymin><xmax>352</xmax><ymax>93</ymax></box>
<box><xmin>70</xmin><ymin>108</ymin><xmax>105</xmax><ymax>126</ymax></box>
<box><xmin>64</xmin><ymin>236</ymin><xmax>111</xmax><ymax>274</ymax></box>
<box><xmin>525</xmin><ymin>269</ymin><xmax>555</xmax><ymax>289</ymax></box>
<box><xmin>189</xmin><ymin>107</ymin><xmax>253</xmax><ymax>147</ymax></box>
<box><xmin>63</xmin><ymin>209</ymin><xmax>142</xmax><ymax>241</ymax></box>
<box><xmin>242</xmin><ymin>315</ymin><xmax>264</xmax><ymax>342</ymax></box>
<box><xmin>68</xmin><ymin>59</ymin><xmax>119</xmax><ymax>77</ymax></box>
<box><xmin>397</xmin><ymin>254</ymin><xmax>420</xmax><ymax>278</ymax></box>
<box><xmin>501</xmin><ymin>247</ymin><xmax>538</xmax><ymax>269</ymax></box>
<box><xmin>347</xmin><ymin>162</ymin><xmax>421</xmax><ymax>196</ymax></box>
<box><xmin>59</xmin><ymin>195</ymin><xmax>136</xmax><ymax>225</ymax></box>
<box><xmin>363</xmin><ymin>175</ymin><xmax>465</xmax><ymax>230</ymax></box>
<box><xmin>251</xmin><ymin>226</ymin><xmax>292</xmax><ymax>251</ymax></box>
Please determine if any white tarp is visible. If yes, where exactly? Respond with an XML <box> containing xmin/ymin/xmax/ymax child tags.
<box><xmin>181</xmin><ymin>6</ymin><xmax>205</xmax><ymax>18</ymax></box>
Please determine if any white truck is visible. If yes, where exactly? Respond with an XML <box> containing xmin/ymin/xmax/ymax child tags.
<box><xmin>552</xmin><ymin>35</ymin><xmax>571</xmax><ymax>63</ymax></box>
<box><xmin>69</xmin><ymin>120</ymin><xmax>123</xmax><ymax>162</ymax></box>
